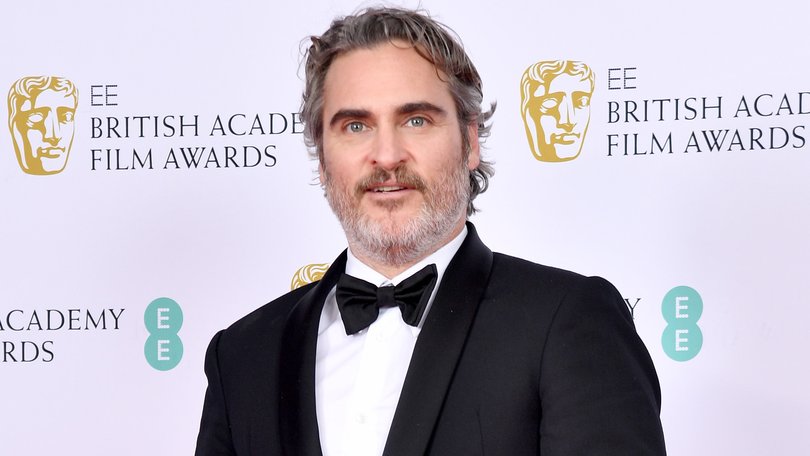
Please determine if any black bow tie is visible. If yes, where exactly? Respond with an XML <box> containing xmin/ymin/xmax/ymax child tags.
<box><xmin>335</xmin><ymin>264</ymin><xmax>438</xmax><ymax>335</ymax></box>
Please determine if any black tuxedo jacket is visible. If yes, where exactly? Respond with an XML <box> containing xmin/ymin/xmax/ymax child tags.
<box><xmin>196</xmin><ymin>224</ymin><xmax>666</xmax><ymax>455</ymax></box>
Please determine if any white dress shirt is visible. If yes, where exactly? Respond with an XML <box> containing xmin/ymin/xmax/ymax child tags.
<box><xmin>315</xmin><ymin>226</ymin><xmax>467</xmax><ymax>456</ymax></box>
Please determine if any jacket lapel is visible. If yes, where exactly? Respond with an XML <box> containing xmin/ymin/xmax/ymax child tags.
<box><xmin>279</xmin><ymin>252</ymin><xmax>347</xmax><ymax>456</ymax></box>
<box><xmin>383</xmin><ymin>223</ymin><xmax>494</xmax><ymax>456</ymax></box>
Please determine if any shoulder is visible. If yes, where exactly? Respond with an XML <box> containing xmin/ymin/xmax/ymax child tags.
<box><xmin>491</xmin><ymin>252</ymin><xmax>585</xmax><ymax>283</ymax></box>
<box><xmin>214</xmin><ymin>282</ymin><xmax>318</xmax><ymax>349</ymax></box>
<box><xmin>487</xmin><ymin>252</ymin><xmax>628</xmax><ymax>319</ymax></box>
<box><xmin>490</xmin><ymin>252</ymin><xmax>617</xmax><ymax>293</ymax></box>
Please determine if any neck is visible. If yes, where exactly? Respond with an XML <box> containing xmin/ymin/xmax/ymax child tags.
<box><xmin>349</xmin><ymin>218</ymin><xmax>466</xmax><ymax>279</ymax></box>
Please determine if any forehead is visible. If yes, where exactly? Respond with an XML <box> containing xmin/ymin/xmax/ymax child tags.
<box><xmin>322</xmin><ymin>41</ymin><xmax>455</xmax><ymax>113</ymax></box>
<box><xmin>30</xmin><ymin>89</ymin><xmax>76</xmax><ymax>109</ymax></box>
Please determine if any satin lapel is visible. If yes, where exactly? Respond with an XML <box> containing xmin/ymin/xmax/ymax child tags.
<box><xmin>383</xmin><ymin>223</ymin><xmax>494</xmax><ymax>456</ymax></box>
<box><xmin>279</xmin><ymin>252</ymin><xmax>347</xmax><ymax>456</ymax></box>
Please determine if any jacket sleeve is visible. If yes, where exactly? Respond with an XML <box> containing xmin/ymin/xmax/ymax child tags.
<box><xmin>195</xmin><ymin>330</ymin><xmax>237</xmax><ymax>456</ymax></box>
<box><xmin>538</xmin><ymin>276</ymin><xmax>667</xmax><ymax>455</ymax></box>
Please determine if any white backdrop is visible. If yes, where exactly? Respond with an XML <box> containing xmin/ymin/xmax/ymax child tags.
<box><xmin>1</xmin><ymin>0</ymin><xmax>808</xmax><ymax>454</ymax></box>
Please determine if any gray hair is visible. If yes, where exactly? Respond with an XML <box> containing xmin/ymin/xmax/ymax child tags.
<box><xmin>300</xmin><ymin>7</ymin><xmax>495</xmax><ymax>215</ymax></box>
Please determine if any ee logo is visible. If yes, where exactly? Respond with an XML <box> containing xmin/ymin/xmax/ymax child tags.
<box><xmin>144</xmin><ymin>297</ymin><xmax>184</xmax><ymax>371</ymax></box>
<box><xmin>662</xmin><ymin>286</ymin><xmax>703</xmax><ymax>361</ymax></box>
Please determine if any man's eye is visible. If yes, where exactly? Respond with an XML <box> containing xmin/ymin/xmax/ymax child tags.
<box><xmin>407</xmin><ymin>117</ymin><xmax>426</xmax><ymax>127</ymax></box>
<box><xmin>346</xmin><ymin>122</ymin><xmax>365</xmax><ymax>133</ymax></box>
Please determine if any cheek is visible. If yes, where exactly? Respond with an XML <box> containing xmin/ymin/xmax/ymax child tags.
<box><xmin>323</xmin><ymin>161</ymin><xmax>355</xmax><ymax>191</ymax></box>
<box><xmin>427</xmin><ymin>139</ymin><xmax>467</xmax><ymax>174</ymax></box>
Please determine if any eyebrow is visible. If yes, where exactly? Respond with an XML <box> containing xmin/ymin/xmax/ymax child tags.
<box><xmin>328</xmin><ymin>108</ymin><xmax>371</xmax><ymax>129</ymax></box>
<box><xmin>327</xmin><ymin>102</ymin><xmax>448</xmax><ymax>129</ymax></box>
<box><xmin>396</xmin><ymin>101</ymin><xmax>447</xmax><ymax>117</ymax></box>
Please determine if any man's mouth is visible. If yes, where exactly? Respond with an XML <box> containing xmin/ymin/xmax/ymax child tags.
<box><xmin>354</xmin><ymin>165</ymin><xmax>427</xmax><ymax>199</ymax></box>
<box><xmin>370</xmin><ymin>185</ymin><xmax>408</xmax><ymax>193</ymax></box>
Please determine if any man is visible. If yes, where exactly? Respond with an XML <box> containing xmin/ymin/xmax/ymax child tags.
<box><xmin>196</xmin><ymin>7</ymin><xmax>666</xmax><ymax>456</ymax></box>
<box><xmin>520</xmin><ymin>60</ymin><xmax>594</xmax><ymax>162</ymax></box>
<box><xmin>7</xmin><ymin>76</ymin><xmax>77</xmax><ymax>175</ymax></box>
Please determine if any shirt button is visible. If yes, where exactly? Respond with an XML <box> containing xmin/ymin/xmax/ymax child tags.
<box><xmin>355</xmin><ymin>413</ymin><xmax>366</xmax><ymax>424</ymax></box>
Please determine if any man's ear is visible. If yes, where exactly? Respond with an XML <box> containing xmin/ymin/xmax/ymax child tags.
<box><xmin>466</xmin><ymin>123</ymin><xmax>480</xmax><ymax>170</ymax></box>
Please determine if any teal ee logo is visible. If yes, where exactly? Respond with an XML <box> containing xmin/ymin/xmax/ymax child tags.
<box><xmin>144</xmin><ymin>297</ymin><xmax>183</xmax><ymax>371</ymax></box>
<box><xmin>661</xmin><ymin>286</ymin><xmax>703</xmax><ymax>361</ymax></box>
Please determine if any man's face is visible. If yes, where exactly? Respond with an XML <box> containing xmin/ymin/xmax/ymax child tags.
<box><xmin>13</xmin><ymin>88</ymin><xmax>76</xmax><ymax>174</ymax></box>
<box><xmin>526</xmin><ymin>73</ymin><xmax>591</xmax><ymax>161</ymax></box>
<box><xmin>319</xmin><ymin>42</ymin><xmax>479</xmax><ymax>267</ymax></box>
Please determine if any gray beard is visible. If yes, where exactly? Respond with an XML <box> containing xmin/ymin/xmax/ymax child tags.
<box><xmin>323</xmin><ymin>162</ymin><xmax>469</xmax><ymax>268</ymax></box>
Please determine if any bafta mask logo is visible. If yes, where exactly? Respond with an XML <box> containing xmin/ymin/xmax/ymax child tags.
<box><xmin>7</xmin><ymin>76</ymin><xmax>78</xmax><ymax>175</ymax></box>
<box><xmin>291</xmin><ymin>263</ymin><xmax>330</xmax><ymax>290</ymax></box>
<box><xmin>520</xmin><ymin>61</ymin><xmax>594</xmax><ymax>162</ymax></box>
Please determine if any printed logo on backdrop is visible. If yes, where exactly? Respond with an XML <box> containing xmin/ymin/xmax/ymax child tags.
<box><xmin>606</xmin><ymin>67</ymin><xmax>809</xmax><ymax>156</ymax></box>
<box><xmin>7</xmin><ymin>76</ymin><xmax>78</xmax><ymax>175</ymax></box>
<box><xmin>1</xmin><ymin>308</ymin><xmax>125</xmax><ymax>363</ymax></box>
<box><xmin>661</xmin><ymin>286</ymin><xmax>703</xmax><ymax>361</ymax></box>
<box><xmin>6</xmin><ymin>77</ymin><xmax>302</xmax><ymax>174</ymax></box>
<box><xmin>144</xmin><ymin>297</ymin><xmax>183</xmax><ymax>371</ymax></box>
<box><xmin>520</xmin><ymin>60</ymin><xmax>595</xmax><ymax>162</ymax></box>
<box><xmin>88</xmin><ymin>83</ymin><xmax>297</xmax><ymax>172</ymax></box>
<box><xmin>291</xmin><ymin>263</ymin><xmax>330</xmax><ymax>290</ymax></box>
<box><xmin>519</xmin><ymin>64</ymin><xmax>809</xmax><ymax>161</ymax></box>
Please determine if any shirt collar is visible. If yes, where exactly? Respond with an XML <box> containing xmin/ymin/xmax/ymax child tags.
<box><xmin>344</xmin><ymin>225</ymin><xmax>468</xmax><ymax>333</ymax></box>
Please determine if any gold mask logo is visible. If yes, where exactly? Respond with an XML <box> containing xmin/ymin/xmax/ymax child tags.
<box><xmin>7</xmin><ymin>76</ymin><xmax>78</xmax><ymax>175</ymax></box>
<box><xmin>290</xmin><ymin>263</ymin><xmax>330</xmax><ymax>290</ymax></box>
<box><xmin>520</xmin><ymin>61</ymin><xmax>595</xmax><ymax>162</ymax></box>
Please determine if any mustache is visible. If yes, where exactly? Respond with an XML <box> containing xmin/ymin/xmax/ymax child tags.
<box><xmin>354</xmin><ymin>165</ymin><xmax>427</xmax><ymax>196</ymax></box>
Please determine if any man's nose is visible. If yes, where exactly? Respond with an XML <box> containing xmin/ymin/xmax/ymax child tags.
<box><xmin>43</xmin><ymin>112</ymin><xmax>62</xmax><ymax>146</ymax></box>
<box><xmin>369</xmin><ymin>126</ymin><xmax>407</xmax><ymax>170</ymax></box>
